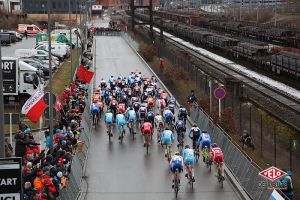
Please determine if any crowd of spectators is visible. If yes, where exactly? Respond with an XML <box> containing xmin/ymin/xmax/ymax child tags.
<box><xmin>9</xmin><ymin>39</ymin><xmax>94</xmax><ymax>200</ymax></box>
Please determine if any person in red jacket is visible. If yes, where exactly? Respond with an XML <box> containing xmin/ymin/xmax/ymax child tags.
<box><xmin>210</xmin><ymin>143</ymin><xmax>224</xmax><ymax>179</ymax></box>
<box><xmin>140</xmin><ymin>119</ymin><xmax>153</xmax><ymax>147</ymax></box>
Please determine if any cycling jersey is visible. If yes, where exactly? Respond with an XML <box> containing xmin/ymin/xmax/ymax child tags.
<box><xmin>156</xmin><ymin>99</ymin><xmax>166</xmax><ymax>110</ymax></box>
<box><xmin>163</xmin><ymin>110</ymin><xmax>174</xmax><ymax>123</ymax></box>
<box><xmin>154</xmin><ymin>115</ymin><xmax>164</xmax><ymax>128</ymax></box>
<box><xmin>188</xmin><ymin>127</ymin><xmax>201</xmax><ymax>142</ymax></box>
<box><xmin>147</xmin><ymin>97</ymin><xmax>155</xmax><ymax>107</ymax></box>
<box><xmin>118</xmin><ymin>103</ymin><xmax>126</xmax><ymax>114</ymax></box>
<box><xmin>91</xmin><ymin>103</ymin><xmax>100</xmax><ymax>114</ymax></box>
<box><xmin>133</xmin><ymin>102</ymin><xmax>140</xmax><ymax>112</ymax></box>
<box><xmin>198</xmin><ymin>132</ymin><xmax>211</xmax><ymax>149</ymax></box>
<box><xmin>168</xmin><ymin>104</ymin><xmax>176</xmax><ymax>114</ymax></box>
<box><xmin>146</xmin><ymin>111</ymin><xmax>155</xmax><ymax>122</ymax></box>
<box><xmin>127</xmin><ymin>110</ymin><xmax>137</xmax><ymax>122</ymax></box>
<box><xmin>116</xmin><ymin>114</ymin><xmax>126</xmax><ymax>126</ymax></box>
<box><xmin>170</xmin><ymin>155</ymin><xmax>184</xmax><ymax>173</ymax></box>
<box><xmin>104</xmin><ymin>112</ymin><xmax>114</xmax><ymax>125</ymax></box>
<box><xmin>168</xmin><ymin>98</ymin><xmax>176</xmax><ymax>105</ymax></box>
<box><xmin>178</xmin><ymin>108</ymin><xmax>187</xmax><ymax>118</ymax></box>
<box><xmin>175</xmin><ymin>120</ymin><xmax>186</xmax><ymax>133</ymax></box>
<box><xmin>210</xmin><ymin>147</ymin><xmax>224</xmax><ymax>163</ymax></box>
<box><xmin>162</xmin><ymin>130</ymin><xmax>174</xmax><ymax>145</ymax></box>
<box><xmin>182</xmin><ymin>148</ymin><xmax>195</xmax><ymax>165</ymax></box>
<box><xmin>141</xmin><ymin>122</ymin><xmax>152</xmax><ymax>135</ymax></box>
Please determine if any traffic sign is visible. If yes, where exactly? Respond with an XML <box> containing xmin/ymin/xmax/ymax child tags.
<box><xmin>259</xmin><ymin>166</ymin><xmax>287</xmax><ymax>182</ymax></box>
<box><xmin>214</xmin><ymin>87</ymin><xmax>226</xmax><ymax>99</ymax></box>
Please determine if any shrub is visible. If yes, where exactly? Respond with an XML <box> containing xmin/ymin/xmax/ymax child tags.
<box><xmin>138</xmin><ymin>43</ymin><xmax>157</xmax><ymax>62</ymax></box>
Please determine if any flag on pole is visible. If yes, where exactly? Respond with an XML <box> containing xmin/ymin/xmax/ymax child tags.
<box><xmin>76</xmin><ymin>65</ymin><xmax>94</xmax><ymax>83</ymax></box>
<box><xmin>21</xmin><ymin>88</ymin><xmax>48</xmax><ymax>123</ymax></box>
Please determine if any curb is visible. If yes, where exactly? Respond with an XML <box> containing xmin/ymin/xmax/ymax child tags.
<box><xmin>122</xmin><ymin>33</ymin><xmax>251</xmax><ymax>200</ymax></box>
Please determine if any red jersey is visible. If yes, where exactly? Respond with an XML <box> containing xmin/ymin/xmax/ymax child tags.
<box><xmin>118</xmin><ymin>103</ymin><xmax>126</xmax><ymax>114</ymax></box>
<box><xmin>210</xmin><ymin>147</ymin><xmax>224</xmax><ymax>163</ymax></box>
<box><xmin>110</xmin><ymin>99</ymin><xmax>118</xmax><ymax>106</ymax></box>
<box><xmin>141</xmin><ymin>122</ymin><xmax>152</xmax><ymax>135</ymax></box>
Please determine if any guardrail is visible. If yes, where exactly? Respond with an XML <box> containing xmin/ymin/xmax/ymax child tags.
<box><xmin>121</xmin><ymin>32</ymin><xmax>291</xmax><ymax>200</ymax></box>
<box><xmin>56</xmin><ymin>38</ymin><xmax>94</xmax><ymax>200</ymax></box>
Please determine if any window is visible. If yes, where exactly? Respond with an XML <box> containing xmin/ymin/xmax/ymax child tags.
<box><xmin>27</xmin><ymin>26</ymin><xmax>33</xmax><ymax>31</ymax></box>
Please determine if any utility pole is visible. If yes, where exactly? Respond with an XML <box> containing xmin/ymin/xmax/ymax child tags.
<box><xmin>47</xmin><ymin>0</ymin><xmax>54</xmax><ymax>153</ymax></box>
<box><xmin>0</xmin><ymin>44</ymin><xmax>5</xmax><ymax>158</ymax></box>
<box><xmin>69</xmin><ymin>0</ymin><xmax>73</xmax><ymax>80</ymax></box>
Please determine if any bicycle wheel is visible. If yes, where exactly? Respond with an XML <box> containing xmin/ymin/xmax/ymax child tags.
<box><xmin>120</xmin><ymin>127</ymin><xmax>124</xmax><ymax>144</ymax></box>
<box><xmin>167</xmin><ymin>146</ymin><xmax>171</xmax><ymax>162</ymax></box>
<box><xmin>146</xmin><ymin>135</ymin><xmax>149</xmax><ymax>154</ymax></box>
<box><xmin>108</xmin><ymin>125</ymin><xmax>112</xmax><ymax>142</ymax></box>
<box><xmin>174</xmin><ymin>170</ymin><xmax>179</xmax><ymax>198</ymax></box>
<box><xmin>217</xmin><ymin>164</ymin><xmax>224</xmax><ymax>188</ymax></box>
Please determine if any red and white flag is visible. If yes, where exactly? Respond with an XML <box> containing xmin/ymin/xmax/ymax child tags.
<box><xmin>55</xmin><ymin>96</ymin><xmax>63</xmax><ymax>111</ymax></box>
<box><xmin>21</xmin><ymin>88</ymin><xmax>48</xmax><ymax>123</ymax></box>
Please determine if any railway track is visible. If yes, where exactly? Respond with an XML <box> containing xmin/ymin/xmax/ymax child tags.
<box><xmin>147</xmin><ymin>26</ymin><xmax>300</xmax><ymax>117</ymax></box>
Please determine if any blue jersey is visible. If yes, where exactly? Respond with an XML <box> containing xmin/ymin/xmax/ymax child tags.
<box><xmin>104</xmin><ymin>112</ymin><xmax>113</xmax><ymax>124</ymax></box>
<box><xmin>175</xmin><ymin>120</ymin><xmax>186</xmax><ymax>133</ymax></box>
<box><xmin>91</xmin><ymin>103</ymin><xmax>100</xmax><ymax>114</ymax></box>
<box><xmin>170</xmin><ymin>155</ymin><xmax>184</xmax><ymax>173</ymax></box>
<box><xmin>127</xmin><ymin>110</ymin><xmax>137</xmax><ymax>122</ymax></box>
<box><xmin>198</xmin><ymin>132</ymin><xmax>211</xmax><ymax>149</ymax></box>
<box><xmin>162</xmin><ymin>130</ymin><xmax>174</xmax><ymax>145</ymax></box>
<box><xmin>182</xmin><ymin>148</ymin><xmax>195</xmax><ymax>165</ymax></box>
<box><xmin>163</xmin><ymin>110</ymin><xmax>174</xmax><ymax>122</ymax></box>
<box><xmin>116</xmin><ymin>114</ymin><xmax>126</xmax><ymax>126</ymax></box>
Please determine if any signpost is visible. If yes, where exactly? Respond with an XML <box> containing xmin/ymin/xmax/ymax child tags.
<box><xmin>0</xmin><ymin>157</ymin><xmax>23</xmax><ymax>199</ymax></box>
<box><xmin>1</xmin><ymin>59</ymin><xmax>18</xmax><ymax>95</ymax></box>
<box><xmin>214</xmin><ymin>87</ymin><xmax>226</xmax><ymax>120</ymax></box>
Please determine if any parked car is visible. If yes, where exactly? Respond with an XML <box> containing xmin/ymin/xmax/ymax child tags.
<box><xmin>20</xmin><ymin>58</ymin><xmax>50</xmax><ymax>77</ymax></box>
<box><xmin>0</xmin><ymin>31</ymin><xmax>17</xmax><ymax>43</ymax></box>
<box><xmin>0</xmin><ymin>33</ymin><xmax>11</xmax><ymax>45</ymax></box>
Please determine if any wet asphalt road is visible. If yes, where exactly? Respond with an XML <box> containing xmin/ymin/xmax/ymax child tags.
<box><xmin>1</xmin><ymin>37</ymin><xmax>36</xmax><ymax>57</ymax></box>
<box><xmin>84</xmin><ymin>36</ymin><xmax>241</xmax><ymax>200</ymax></box>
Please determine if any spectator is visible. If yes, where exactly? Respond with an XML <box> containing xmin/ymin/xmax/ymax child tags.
<box><xmin>159</xmin><ymin>58</ymin><xmax>165</xmax><ymax>74</ymax></box>
<box><xmin>5</xmin><ymin>138</ymin><xmax>13</xmax><ymax>157</ymax></box>
<box><xmin>278</xmin><ymin>169</ymin><xmax>294</xmax><ymax>199</ymax></box>
<box><xmin>24</xmin><ymin>30</ymin><xmax>28</xmax><ymax>39</ymax></box>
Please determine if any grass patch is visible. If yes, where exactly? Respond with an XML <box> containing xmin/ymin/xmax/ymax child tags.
<box><xmin>45</xmin><ymin>48</ymin><xmax>80</xmax><ymax>97</ymax></box>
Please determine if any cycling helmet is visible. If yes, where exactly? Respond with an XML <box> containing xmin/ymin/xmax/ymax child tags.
<box><xmin>212</xmin><ymin>143</ymin><xmax>218</xmax><ymax>148</ymax></box>
<box><xmin>174</xmin><ymin>151</ymin><xmax>180</xmax><ymax>156</ymax></box>
<box><xmin>192</xmin><ymin>124</ymin><xmax>197</xmax><ymax>127</ymax></box>
<box><xmin>185</xmin><ymin>145</ymin><xmax>190</xmax><ymax>149</ymax></box>
<box><xmin>202</xmin><ymin>130</ymin><xmax>207</xmax><ymax>133</ymax></box>
<box><xmin>179</xmin><ymin>105</ymin><xmax>183</xmax><ymax>108</ymax></box>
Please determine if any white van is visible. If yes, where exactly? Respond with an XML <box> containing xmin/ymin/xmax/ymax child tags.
<box><xmin>15</xmin><ymin>49</ymin><xmax>60</xmax><ymax>68</ymax></box>
<box><xmin>35</xmin><ymin>43</ymin><xmax>70</xmax><ymax>59</ymax></box>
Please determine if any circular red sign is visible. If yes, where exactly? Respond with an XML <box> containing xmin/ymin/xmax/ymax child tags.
<box><xmin>214</xmin><ymin>87</ymin><xmax>226</xmax><ymax>99</ymax></box>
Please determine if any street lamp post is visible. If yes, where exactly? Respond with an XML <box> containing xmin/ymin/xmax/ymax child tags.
<box><xmin>69</xmin><ymin>0</ymin><xmax>73</xmax><ymax>80</ymax></box>
<box><xmin>47</xmin><ymin>0</ymin><xmax>54</xmax><ymax>153</ymax></box>
<box><xmin>0</xmin><ymin>44</ymin><xmax>5</xmax><ymax>158</ymax></box>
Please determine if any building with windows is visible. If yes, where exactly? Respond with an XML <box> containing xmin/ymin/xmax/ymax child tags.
<box><xmin>0</xmin><ymin>0</ymin><xmax>21</xmax><ymax>14</ymax></box>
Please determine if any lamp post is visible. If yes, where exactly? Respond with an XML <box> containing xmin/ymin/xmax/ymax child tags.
<box><xmin>69</xmin><ymin>0</ymin><xmax>73</xmax><ymax>80</ymax></box>
<box><xmin>47</xmin><ymin>0</ymin><xmax>54</xmax><ymax>153</ymax></box>
<box><xmin>0</xmin><ymin>43</ymin><xmax>5</xmax><ymax>158</ymax></box>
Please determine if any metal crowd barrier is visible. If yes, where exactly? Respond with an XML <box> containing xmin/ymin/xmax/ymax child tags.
<box><xmin>94</xmin><ymin>31</ymin><xmax>122</xmax><ymax>36</ymax></box>
<box><xmin>190</xmin><ymin>105</ymin><xmax>273</xmax><ymax>200</ymax></box>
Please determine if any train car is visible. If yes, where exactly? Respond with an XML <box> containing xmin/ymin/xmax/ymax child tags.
<box><xmin>207</xmin><ymin>35</ymin><xmax>240</xmax><ymax>50</ymax></box>
<box><xmin>232</xmin><ymin>42</ymin><xmax>269</xmax><ymax>60</ymax></box>
<box><xmin>192</xmin><ymin>30</ymin><xmax>214</xmax><ymax>45</ymax></box>
<box><xmin>270</xmin><ymin>51</ymin><xmax>300</xmax><ymax>76</ymax></box>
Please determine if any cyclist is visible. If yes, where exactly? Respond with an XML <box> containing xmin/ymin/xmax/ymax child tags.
<box><xmin>168</xmin><ymin>103</ymin><xmax>176</xmax><ymax>115</ymax></box>
<box><xmin>147</xmin><ymin>95</ymin><xmax>155</xmax><ymax>109</ymax></box>
<box><xmin>100</xmin><ymin>78</ymin><xmax>107</xmax><ymax>89</ymax></box>
<box><xmin>210</xmin><ymin>143</ymin><xmax>224</xmax><ymax>179</ymax></box>
<box><xmin>182</xmin><ymin>145</ymin><xmax>195</xmax><ymax>182</ymax></box>
<box><xmin>161</xmin><ymin>91</ymin><xmax>169</xmax><ymax>105</ymax></box>
<box><xmin>161</xmin><ymin>127</ymin><xmax>174</xmax><ymax>157</ymax></box>
<box><xmin>109</xmin><ymin>98</ymin><xmax>118</xmax><ymax>120</ymax></box>
<box><xmin>163</xmin><ymin>108</ymin><xmax>174</xmax><ymax>129</ymax></box>
<box><xmin>109</xmin><ymin>75</ymin><xmax>115</xmax><ymax>84</ymax></box>
<box><xmin>187</xmin><ymin>90</ymin><xmax>197</xmax><ymax>110</ymax></box>
<box><xmin>178</xmin><ymin>105</ymin><xmax>188</xmax><ymax>124</ymax></box>
<box><xmin>104</xmin><ymin>110</ymin><xmax>114</xmax><ymax>136</ymax></box>
<box><xmin>118</xmin><ymin>102</ymin><xmax>126</xmax><ymax>114</ymax></box>
<box><xmin>140</xmin><ymin>119</ymin><xmax>153</xmax><ymax>147</ymax></box>
<box><xmin>154</xmin><ymin>112</ymin><xmax>165</xmax><ymax>143</ymax></box>
<box><xmin>116</xmin><ymin>112</ymin><xmax>126</xmax><ymax>140</ymax></box>
<box><xmin>170</xmin><ymin>151</ymin><xmax>184</xmax><ymax>189</ymax></box>
<box><xmin>132</xmin><ymin>100</ymin><xmax>141</xmax><ymax>113</ymax></box>
<box><xmin>91</xmin><ymin>100</ymin><xmax>100</xmax><ymax>125</ymax></box>
<box><xmin>198</xmin><ymin>130</ymin><xmax>211</xmax><ymax>162</ymax></box>
<box><xmin>188</xmin><ymin>124</ymin><xmax>201</xmax><ymax>152</ymax></box>
<box><xmin>168</xmin><ymin>97</ymin><xmax>176</xmax><ymax>106</ymax></box>
<box><xmin>126</xmin><ymin>107</ymin><xmax>137</xmax><ymax>134</ymax></box>
<box><xmin>175</xmin><ymin>117</ymin><xmax>186</xmax><ymax>147</ymax></box>
<box><xmin>156</xmin><ymin>98</ymin><xmax>166</xmax><ymax>114</ymax></box>
<box><xmin>146</xmin><ymin>108</ymin><xmax>155</xmax><ymax>126</ymax></box>
<box><xmin>138</xmin><ymin>104</ymin><xmax>147</xmax><ymax>124</ymax></box>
